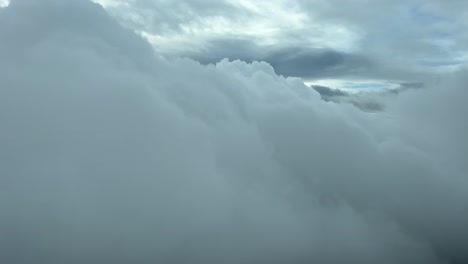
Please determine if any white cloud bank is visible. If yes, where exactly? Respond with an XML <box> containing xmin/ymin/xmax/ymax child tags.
<box><xmin>0</xmin><ymin>0</ymin><xmax>467</xmax><ymax>263</ymax></box>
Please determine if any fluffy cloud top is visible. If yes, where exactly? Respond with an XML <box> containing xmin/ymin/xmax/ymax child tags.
<box><xmin>0</xmin><ymin>0</ymin><xmax>467</xmax><ymax>263</ymax></box>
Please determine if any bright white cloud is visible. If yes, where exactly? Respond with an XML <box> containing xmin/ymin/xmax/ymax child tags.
<box><xmin>0</xmin><ymin>0</ymin><xmax>9</xmax><ymax>7</ymax></box>
<box><xmin>95</xmin><ymin>0</ymin><xmax>361</xmax><ymax>55</ymax></box>
<box><xmin>1</xmin><ymin>0</ymin><xmax>467</xmax><ymax>263</ymax></box>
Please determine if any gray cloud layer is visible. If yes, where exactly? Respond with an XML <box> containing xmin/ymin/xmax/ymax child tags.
<box><xmin>1</xmin><ymin>0</ymin><xmax>467</xmax><ymax>263</ymax></box>
<box><xmin>103</xmin><ymin>0</ymin><xmax>468</xmax><ymax>82</ymax></box>
<box><xmin>190</xmin><ymin>39</ymin><xmax>373</xmax><ymax>80</ymax></box>
<box><xmin>311</xmin><ymin>82</ymin><xmax>424</xmax><ymax>112</ymax></box>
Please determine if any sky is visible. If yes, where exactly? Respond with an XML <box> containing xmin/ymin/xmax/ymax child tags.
<box><xmin>0</xmin><ymin>0</ymin><xmax>467</xmax><ymax>264</ymax></box>
<box><xmin>91</xmin><ymin>0</ymin><xmax>468</xmax><ymax>89</ymax></box>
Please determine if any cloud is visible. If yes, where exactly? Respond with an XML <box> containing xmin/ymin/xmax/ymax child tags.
<box><xmin>299</xmin><ymin>0</ymin><xmax>468</xmax><ymax>73</ymax></box>
<box><xmin>0</xmin><ymin>0</ymin><xmax>467</xmax><ymax>263</ymax></box>
<box><xmin>188</xmin><ymin>38</ymin><xmax>373</xmax><ymax>80</ymax></box>
<box><xmin>310</xmin><ymin>82</ymin><xmax>424</xmax><ymax>112</ymax></box>
<box><xmin>95</xmin><ymin>0</ymin><xmax>468</xmax><ymax>82</ymax></box>
<box><xmin>311</xmin><ymin>85</ymin><xmax>383</xmax><ymax>113</ymax></box>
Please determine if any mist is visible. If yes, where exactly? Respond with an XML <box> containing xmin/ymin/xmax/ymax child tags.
<box><xmin>0</xmin><ymin>1</ymin><xmax>467</xmax><ymax>263</ymax></box>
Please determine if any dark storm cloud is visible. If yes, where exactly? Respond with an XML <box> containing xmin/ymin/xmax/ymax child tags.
<box><xmin>190</xmin><ymin>38</ymin><xmax>373</xmax><ymax>79</ymax></box>
<box><xmin>1</xmin><ymin>0</ymin><xmax>468</xmax><ymax>263</ymax></box>
<box><xmin>265</xmin><ymin>48</ymin><xmax>372</xmax><ymax>78</ymax></box>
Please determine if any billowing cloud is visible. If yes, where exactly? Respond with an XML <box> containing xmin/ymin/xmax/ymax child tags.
<box><xmin>0</xmin><ymin>1</ymin><xmax>467</xmax><ymax>264</ymax></box>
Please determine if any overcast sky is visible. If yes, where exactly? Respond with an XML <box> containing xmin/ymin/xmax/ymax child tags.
<box><xmin>1</xmin><ymin>1</ymin><xmax>467</xmax><ymax>264</ymax></box>
<box><xmin>90</xmin><ymin>0</ymin><xmax>468</xmax><ymax>88</ymax></box>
